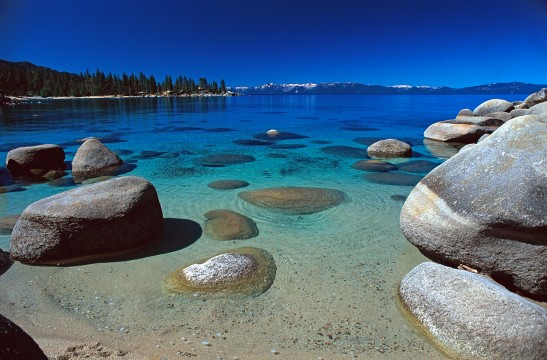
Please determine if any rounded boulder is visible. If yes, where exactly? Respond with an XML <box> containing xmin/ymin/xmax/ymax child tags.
<box><xmin>400</xmin><ymin>262</ymin><xmax>547</xmax><ymax>360</ymax></box>
<box><xmin>367</xmin><ymin>139</ymin><xmax>412</xmax><ymax>158</ymax></box>
<box><xmin>473</xmin><ymin>99</ymin><xmax>514</xmax><ymax>116</ymax></box>
<box><xmin>10</xmin><ymin>176</ymin><xmax>163</xmax><ymax>264</ymax></box>
<box><xmin>6</xmin><ymin>144</ymin><xmax>66</xmax><ymax>175</ymax></box>
<box><xmin>163</xmin><ymin>247</ymin><xmax>276</xmax><ymax>298</ymax></box>
<box><xmin>72</xmin><ymin>138</ymin><xmax>123</xmax><ymax>181</ymax></box>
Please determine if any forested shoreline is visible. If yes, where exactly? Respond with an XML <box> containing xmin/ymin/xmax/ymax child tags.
<box><xmin>0</xmin><ymin>60</ymin><xmax>228</xmax><ymax>97</ymax></box>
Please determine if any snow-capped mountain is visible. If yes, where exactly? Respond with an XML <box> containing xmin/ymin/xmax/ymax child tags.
<box><xmin>230</xmin><ymin>82</ymin><xmax>546</xmax><ymax>95</ymax></box>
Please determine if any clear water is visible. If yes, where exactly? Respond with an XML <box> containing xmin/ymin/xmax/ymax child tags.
<box><xmin>0</xmin><ymin>95</ymin><xmax>524</xmax><ymax>359</ymax></box>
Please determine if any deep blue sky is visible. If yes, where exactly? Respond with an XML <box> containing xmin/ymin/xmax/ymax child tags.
<box><xmin>1</xmin><ymin>0</ymin><xmax>546</xmax><ymax>87</ymax></box>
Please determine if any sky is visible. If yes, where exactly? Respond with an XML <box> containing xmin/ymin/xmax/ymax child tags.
<box><xmin>0</xmin><ymin>0</ymin><xmax>546</xmax><ymax>87</ymax></box>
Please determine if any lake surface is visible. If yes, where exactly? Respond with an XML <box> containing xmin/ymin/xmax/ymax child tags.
<box><xmin>0</xmin><ymin>94</ymin><xmax>524</xmax><ymax>359</ymax></box>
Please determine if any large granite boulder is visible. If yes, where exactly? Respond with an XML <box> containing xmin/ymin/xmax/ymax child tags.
<box><xmin>528</xmin><ymin>101</ymin><xmax>547</xmax><ymax>116</ymax></box>
<box><xmin>473</xmin><ymin>99</ymin><xmax>514</xmax><ymax>116</ymax></box>
<box><xmin>424</xmin><ymin>116</ymin><xmax>503</xmax><ymax>143</ymax></box>
<box><xmin>521</xmin><ymin>88</ymin><xmax>547</xmax><ymax>109</ymax></box>
<box><xmin>238</xmin><ymin>187</ymin><xmax>346</xmax><ymax>215</ymax></box>
<box><xmin>204</xmin><ymin>209</ymin><xmax>258</xmax><ymax>240</ymax></box>
<box><xmin>366</xmin><ymin>139</ymin><xmax>412</xmax><ymax>158</ymax></box>
<box><xmin>400</xmin><ymin>262</ymin><xmax>547</xmax><ymax>360</ymax></box>
<box><xmin>163</xmin><ymin>247</ymin><xmax>276</xmax><ymax>298</ymax></box>
<box><xmin>72</xmin><ymin>138</ymin><xmax>123</xmax><ymax>181</ymax></box>
<box><xmin>0</xmin><ymin>314</ymin><xmax>48</xmax><ymax>359</ymax></box>
<box><xmin>401</xmin><ymin>115</ymin><xmax>547</xmax><ymax>298</ymax></box>
<box><xmin>10</xmin><ymin>176</ymin><xmax>163</xmax><ymax>264</ymax></box>
<box><xmin>6</xmin><ymin>144</ymin><xmax>66</xmax><ymax>176</ymax></box>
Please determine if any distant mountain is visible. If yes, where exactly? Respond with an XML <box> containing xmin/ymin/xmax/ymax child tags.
<box><xmin>231</xmin><ymin>82</ymin><xmax>547</xmax><ymax>95</ymax></box>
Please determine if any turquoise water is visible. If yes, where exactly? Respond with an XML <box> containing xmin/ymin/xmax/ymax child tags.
<box><xmin>0</xmin><ymin>95</ymin><xmax>524</xmax><ymax>358</ymax></box>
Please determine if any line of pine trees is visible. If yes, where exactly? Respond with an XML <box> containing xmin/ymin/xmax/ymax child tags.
<box><xmin>0</xmin><ymin>60</ymin><xmax>227</xmax><ymax>97</ymax></box>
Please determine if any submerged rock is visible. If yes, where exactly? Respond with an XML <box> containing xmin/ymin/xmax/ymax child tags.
<box><xmin>238</xmin><ymin>186</ymin><xmax>346</xmax><ymax>215</ymax></box>
<box><xmin>401</xmin><ymin>115</ymin><xmax>547</xmax><ymax>297</ymax></box>
<box><xmin>72</xmin><ymin>138</ymin><xmax>123</xmax><ymax>181</ymax></box>
<box><xmin>0</xmin><ymin>314</ymin><xmax>48</xmax><ymax>359</ymax></box>
<box><xmin>207</xmin><ymin>180</ymin><xmax>250</xmax><ymax>190</ymax></box>
<box><xmin>320</xmin><ymin>145</ymin><xmax>368</xmax><ymax>158</ymax></box>
<box><xmin>195</xmin><ymin>154</ymin><xmax>255</xmax><ymax>167</ymax></box>
<box><xmin>254</xmin><ymin>132</ymin><xmax>309</xmax><ymax>141</ymax></box>
<box><xmin>367</xmin><ymin>139</ymin><xmax>412</xmax><ymax>158</ymax></box>
<box><xmin>10</xmin><ymin>176</ymin><xmax>163</xmax><ymax>264</ymax></box>
<box><xmin>6</xmin><ymin>144</ymin><xmax>66</xmax><ymax>177</ymax></box>
<box><xmin>396</xmin><ymin>160</ymin><xmax>439</xmax><ymax>174</ymax></box>
<box><xmin>400</xmin><ymin>262</ymin><xmax>547</xmax><ymax>360</ymax></box>
<box><xmin>473</xmin><ymin>98</ymin><xmax>514</xmax><ymax>116</ymax></box>
<box><xmin>204</xmin><ymin>209</ymin><xmax>258</xmax><ymax>240</ymax></box>
<box><xmin>163</xmin><ymin>247</ymin><xmax>276</xmax><ymax>298</ymax></box>
<box><xmin>351</xmin><ymin>159</ymin><xmax>398</xmax><ymax>172</ymax></box>
<box><xmin>423</xmin><ymin>139</ymin><xmax>463</xmax><ymax>159</ymax></box>
<box><xmin>364</xmin><ymin>172</ymin><xmax>423</xmax><ymax>186</ymax></box>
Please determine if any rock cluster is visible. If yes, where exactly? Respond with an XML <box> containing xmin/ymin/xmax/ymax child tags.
<box><xmin>10</xmin><ymin>176</ymin><xmax>163</xmax><ymax>264</ymax></box>
<box><xmin>424</xmin><ymin>88</ymin><xmax>547</xmax><ymax>147</ymax></box>
<box><xmin>399</xmin><ymin>88</ymin><xmax>547</xmax><ymax>359</ymax></box>
<box><xmin>163</xmin><ymin>247</ymin><xmax>276</xmax><ymax>298</ymax></box>
<box><xmin>402</xmin><ymin>115</ymin><xmax>547</xmax><ymax>297</ymax></box>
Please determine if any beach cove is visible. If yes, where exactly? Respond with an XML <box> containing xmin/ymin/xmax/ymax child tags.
<box><xmin>1</xmin><ymin>94</ymin><xmax>544</xmax><ymax>359</ymax></box>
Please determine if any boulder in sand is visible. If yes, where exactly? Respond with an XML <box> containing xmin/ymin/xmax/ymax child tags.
<box><xmin>367</xmin><ymin>139</ymin><xmax>412</xmax><ymax>158</ymax></box>
<box><xmin>10</xmin><ymin>176</ymin><xmax>163</xmax><ymax>264</ymax></box>
<box><xmin>401</xmin><ymin>115</ymin><xmax>547</xmax><ymax>298</ymax></box>
<box><xmin>163</xmin><ymin>247</ymin><xmax>276</xmax><ymax>298</ymax></box>
<box><xmin>238</xmin><ymin>186</ymin><xmax>346</xmax><ymax>215</ymax></box>
<box><xmin>400</xmin><ymin>262</ymin><xmax>547</xmax><ymax>360</ymax></box>
<box><xmin>204</xmin><ymin>209</ymin><xmax>258</xmax><ymax>240</ymax></box>
<box><xmin>71</xmin><ymin>139</ymin><xmax>123</xmax><ymax>181</ymax></box>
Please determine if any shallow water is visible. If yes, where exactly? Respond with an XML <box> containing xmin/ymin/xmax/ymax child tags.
<box><xmin>0</xmin><ymin>95</ymin><xmax>524</xmax><ymax>358</ymax></box>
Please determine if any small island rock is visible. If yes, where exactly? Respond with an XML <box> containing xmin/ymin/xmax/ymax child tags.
<box><xmin>10</xmin><ymin>176</ymin><xmax>163</xmax><ymax>264</ymax></box>
<box><xmin>163</xmin><ymin>247</ymin><xmax>276</xmax><ymax>298</ymax></box>
<box><xmin>400</xmin><ymin>262</ymin><xmax>547</xmax><ymax>360</ymax></box>
<box><xmin>367</xmin><ymin>139</ymin><xmax>412</xmax><ymax>158</ymax></box>
<box><xmin>72</xmin><ymin>138</ymin><xmax>123</xmax><ymax>181</ymax></box>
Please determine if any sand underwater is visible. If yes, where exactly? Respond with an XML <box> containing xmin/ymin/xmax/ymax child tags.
<box><xmin>0</xmin><ymin>94</ymin><xmax>530</xmax><ymax>359</ymax></box>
